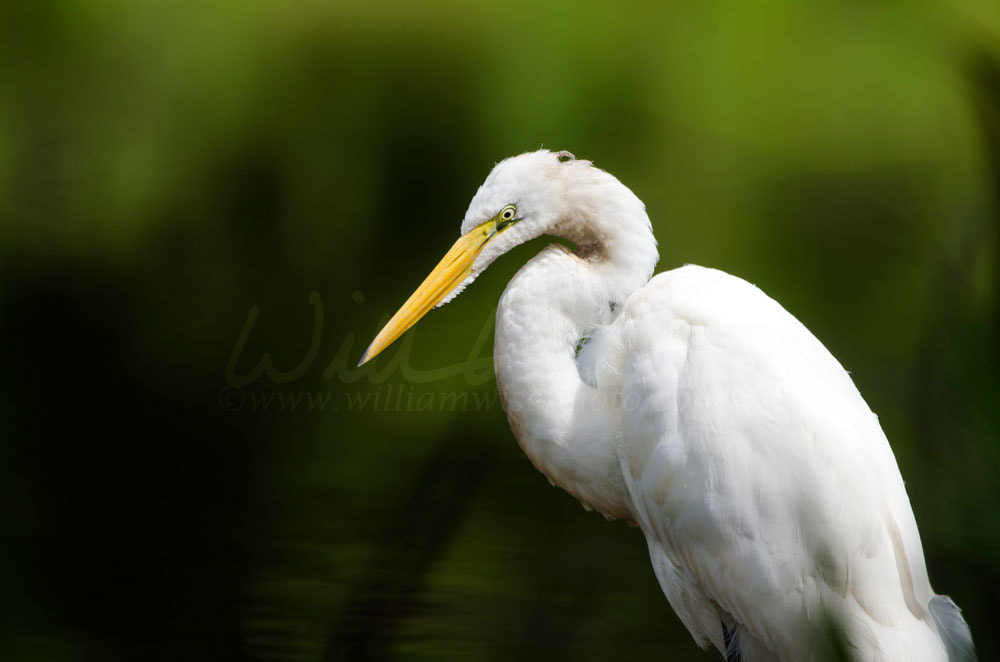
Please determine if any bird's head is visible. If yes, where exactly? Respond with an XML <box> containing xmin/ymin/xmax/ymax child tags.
<box><xmin>358</xmin><ymin>149</ymin><xmax>649</xmax><ymax>366</ymax></box>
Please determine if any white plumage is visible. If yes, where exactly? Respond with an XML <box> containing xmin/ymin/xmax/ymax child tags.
<box><xmin>360</xmin><ymin>150</ymin><xmax>974</xmax><ymax>661</ymax></box>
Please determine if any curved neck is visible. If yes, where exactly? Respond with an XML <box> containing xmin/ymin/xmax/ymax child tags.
<box><xmin>494</xmin><ymin>196</ymin><xmax>658</xmax><ymax>521</ymax></box>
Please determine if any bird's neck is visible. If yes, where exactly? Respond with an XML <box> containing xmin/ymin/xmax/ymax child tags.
<box><xmin>494</xmin><ymin>197</ymin><xmax>657</xmax><ymax>521</ymax></box>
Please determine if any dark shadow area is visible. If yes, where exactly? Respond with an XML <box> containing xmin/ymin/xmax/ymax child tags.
<box><xmin>323</xmin><ymin>426</ymin><xmax>495</xmax><ymax>660</ymax></box>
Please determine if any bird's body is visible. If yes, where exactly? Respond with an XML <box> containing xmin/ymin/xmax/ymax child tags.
<box><xmin>360</xmin><ymin>150</ymin><xmax>974</xmax><ymax>661</ymax></box>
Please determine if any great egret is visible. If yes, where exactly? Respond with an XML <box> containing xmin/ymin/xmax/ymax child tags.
<box><xmin>358</xmin><ymin>150</ymin><xmax>974</xmax><ymax>661</ymax></box>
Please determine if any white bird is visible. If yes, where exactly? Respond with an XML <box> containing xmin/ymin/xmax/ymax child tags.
<box><xmin>358</xmin><ymin>149</ymin><xmax>974</xmax><ymax>661</ymax></box>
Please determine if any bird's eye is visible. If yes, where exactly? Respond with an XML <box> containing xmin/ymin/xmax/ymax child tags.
<box><xmin>499</xmin><ymin>205</ymin><xmax>517</xmax><ymax>222</ymax></box>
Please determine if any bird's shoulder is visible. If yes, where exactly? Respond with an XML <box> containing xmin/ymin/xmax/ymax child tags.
<box><xmin>615</xmin><ymin>264</ymin><xmax>851</xmax><ymax>387</ymax></box>
<box><xmin>621</xmin><ymin>264</ymin><xmax>796</xmax><ymax>333</ymax></box>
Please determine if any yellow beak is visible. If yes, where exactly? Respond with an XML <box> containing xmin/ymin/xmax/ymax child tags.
<box><xmin>358</xmin><ymin>218</ymin><xmax>498</xmax><ymax>366</ymax></box>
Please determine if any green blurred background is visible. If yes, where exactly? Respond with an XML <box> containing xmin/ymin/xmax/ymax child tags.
<box><xmin>1</xmin><ymin>1</ymin><xmax>999</xmax><ymax>660</ymax></box>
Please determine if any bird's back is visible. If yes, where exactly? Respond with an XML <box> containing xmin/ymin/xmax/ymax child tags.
<box><xmin>598</xmin><ymin>265</ymin><xmax>970</xmax><ymax>661</ymax></box>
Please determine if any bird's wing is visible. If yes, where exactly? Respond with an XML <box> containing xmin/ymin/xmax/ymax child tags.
<box><xmin>605</xmin><ymin>265</ymin><xmax>939</xmax><ymax>660</ymax></box>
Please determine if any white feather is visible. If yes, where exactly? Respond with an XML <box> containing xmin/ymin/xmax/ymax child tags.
<box><xmin>445</xmin><ymin>150</ymin><xmax>974</xmax><ymax>661</ymax></box>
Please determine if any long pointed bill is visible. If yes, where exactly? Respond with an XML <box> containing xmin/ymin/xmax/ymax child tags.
<box><xmin>358</xmin><ymin>219</ymin><xmax>497</xmax><ymax>366</ymax></box>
